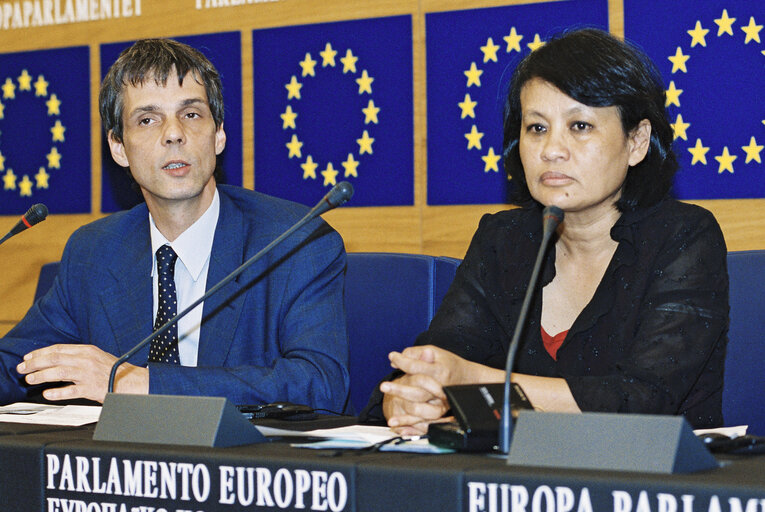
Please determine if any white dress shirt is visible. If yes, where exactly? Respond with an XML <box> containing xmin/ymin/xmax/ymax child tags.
<box><xmin>149</xmin><ymin>190</ymin><xmax>220</xmax><ymax>366</ymax></box>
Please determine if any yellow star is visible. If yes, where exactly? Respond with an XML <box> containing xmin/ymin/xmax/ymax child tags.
<box><xmin>665</xmin><ymin>81</ymin><xmax>683</xmax><ymax>107</ymax></box>
<box><xmin>714</xmin><ymin>147</ymin><xmax>737</xmax><ymax>174</ymax></box>
<box><xmin>458</xmin><ymin>93</ymin><xmax>477</xmax><ymax>119</ymax></box>
<box><xmin>464</xmin><ymin>62</ymin><xmax>483</xmax><ymax>88</ymax></box>
<box><xmin>0</xmin><ymin>101</ymin><xmax>4</xmax><ymax>119</ymax></box>
<box><xmin>285</xmin><ymin>134</ymin><xmax>303</xmax><ymax>159</ymax></box>
<box><xmin>688</xmin><ymin>138</ymin><xmax>710</xmax><ymax>165</ymax></box>
<box><xmin>18</xmin><ymin>175</ymin><xmax>33</xmax><ymax>197</ymax></box>
<box><xmin>0</xmin><ymin>151</ymin><xmax>5</xmax><ymax>170</ymax></box>
<box><xmin>17</xmin><ymin>69</ymin><xmax>33</xmax><ymax>91</ymax></box>
<box><xmin>362</xmin><ymin>99</ymin><xmax>380</xmax><ymax>124</ymax></box>
<box><xmin>319</xmin><ymin>43</ymin><xmax>337</xmax><ymax>67</ymax></box>
<box><xmin>742</xmin><ymin>136</ymin><xmax>764</xmax><ymax>164</ymax></box>
<box><xmin>741</xmin><ymin>17</ymin><xmax>763</xmax><ymax>44</ymax></box>
<box><xmin>35</xmin><ymin>167</ymin><xmax>50</xmax><ymax>188</ymax></box>
<box><xmin>46</xmin><ymin>94</ymin><xmax>61</xmax><ymax>115</ymax></box>
<box><xmin>714</xmin><ymin>9</ymin><xmax>736</xmax><ymax>37</ymax></box>
<box><xmin>342</xmin><ymin>153</ymin><xmax>359</xmax><ymax>178</ymax></box>
<box><xmin>480</xmin><ymin>37</ymin><xmax>500</xmax><ymax>63</ymax></box>
<box><xmin>356</xmin><ymin>130</ymin><xmax>374</xmax><ymax>154</ymax></box>
<box><xmin>321</xmin><ymin>162</ymin><xmax>339</xmax><ymax>186</ymax></box>
<box><xmin>668</xmin><ymin>47</ymin><xmax>690</xmax><ymax>73</ymax></box>
<box><xmin>527</xmin><ymin>34</ymin><xmax>545</xmax><ymax>52</ymax></box>
<box><xmin>280</xmin><ymin>105</ymin><xmax>298</xmax><ymax>129</ymax></box>
<box><xmin>34</xmin><ymin>75</ymin><xmax>49</xmax><ymax>96</ymax></box>
<box><xmin>2</xmin><ymin>78</ymin><xmax>16</xmax><ymax>99</ymax></box>
<box><xmin>285</xmin><ymin>76</ymin><xmax>302</xmax><ymax>100</ymax></box>
<box><xmin>670</xmin><ymin>114</ymin><xmax>690</xmax><ymax>140</ymax></box>
<box><xmin>356</xmin><ymin>70</ymin><xmax>374</xmax><ymax>95</ymax></box>
<box><xmin>340</xmin><ymin>49</ymin><xmax>358</xmax><ymax>74</ymax></box>
<box><xmin>3</xmin><ymin>169</ymin><xmax>16</xmax><ymax>190</ymax></box>
<box><xmin>503</xmin><ymin>27</ymin><xmax>523</xmax><ymax>53</ymax></box>
<box><xmin>482</xmin><ymin>147</ymin><xmax>501</xmax><ymax>173</ymax></box>
<box><xmin>51</xmin><ymin>120</ymin><xmax>66</xmax><ymax>142</ymax></box>
<box><xmin>299</xmin><ymin>53</ymin><xmax>317</xmax><ymax>77</ymax></box>
<box><xmin>47</xmin><ymin>147</ymin><xmax>62</xmax><ymax>168</ymax></box>
<box><xmin>465</xmin><ymin>124</ymin><xmax>484</xmax><ymax>150</ymax></box>
<box><xmin>301</xmin><ymin>155</ymin><xmax>318</xmax><ymax>180</ymax></box>
<box><xmin>687</xmin><ymin>21</ymin><xmax>709</xmax><ymax>47</ymax></box>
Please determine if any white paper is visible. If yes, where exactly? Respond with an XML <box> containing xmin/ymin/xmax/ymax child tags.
<box><xmin>0</xmin><ymin>402</ymin><xmax>101</xmax><ymax>426</ymax></box>
<box><xmin>255</xmin><ymin>424</ymin><xmax>398</xmax><ymax>444</ymax></box>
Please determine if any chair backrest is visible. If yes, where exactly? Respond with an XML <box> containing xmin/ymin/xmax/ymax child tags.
<box><xmin>345</xmin><ymin>252</ymin><xmax>460</xmax><ymax>413</ymax></box>
<box><xmin>724</xmin><ymin>250</ymin><xmax>765</xmax><ymax>434</ymax></box>
<box><xmin>34</xmin><ymin>261</ymin><xmax>60</xmax><ymax>302</ymax></box>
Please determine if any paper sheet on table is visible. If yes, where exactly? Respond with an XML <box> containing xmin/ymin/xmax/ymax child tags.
<box><xmin>255</xmin><ymin>424</ymin><xmax>454</xmax><ymax>453</ymax></box>
<box><xmin>255</xmin><ymin>424</ymin><xmax>397</xmax><ymax>444</ymax></box>
<box><xmin>0</xmin><ymin>402</ymin><xmax>101</xmax><ymax>426</ymax></box>
<box><xmin>694</xmin><ymin>425</ymin><xmax>748</xmax><ymax>438</ymax></box>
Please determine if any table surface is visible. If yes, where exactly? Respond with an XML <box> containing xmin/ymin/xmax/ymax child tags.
<box><xmin>1</xmin><ymin>417</ymin><xmax>765</xmax><ymax>512</ymax></box>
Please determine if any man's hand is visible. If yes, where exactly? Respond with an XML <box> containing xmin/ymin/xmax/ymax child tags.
<box><xmin>16</xmin><ymin>344</ymin><xmax>149</xmax><ymax>403</ymax></box>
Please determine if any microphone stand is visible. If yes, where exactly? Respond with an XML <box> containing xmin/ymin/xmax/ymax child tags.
<box><xmin>498</xmin><ymin>205</ymin><xmax>563</xmax><ymax>454</ymax></box>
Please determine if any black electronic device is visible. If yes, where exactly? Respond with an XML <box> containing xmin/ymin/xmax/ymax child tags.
<box><xmin>428</xmin><ymin>382</ymin><xmax>533</xmax><ymax>452</ymax></box>
<box><xmin>238</xmin><ymin>402</ymin><xmax>317</xmax><ymax>420</ymax></box>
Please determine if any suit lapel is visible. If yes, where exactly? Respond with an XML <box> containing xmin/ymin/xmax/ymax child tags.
<box><xmin>100</xmin><ymin>210</ymin><xmax>154</xmax><ymax>359</ymax></box>
<box><xmin>197</xmin><ymin>191</ymin><xmax>250</xmax><ymax>366</ymax></box>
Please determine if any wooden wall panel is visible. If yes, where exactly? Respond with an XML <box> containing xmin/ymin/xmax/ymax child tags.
<box><xmin>0</xmin><ymin>0</ymin><xmax>762</xmax><ymax>336</ymax></box>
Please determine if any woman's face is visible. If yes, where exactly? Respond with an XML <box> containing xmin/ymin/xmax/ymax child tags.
<box><xmin>518</xmin><ymin>78</ymin><xmax>650</xmax><ymax>217</ymax></box>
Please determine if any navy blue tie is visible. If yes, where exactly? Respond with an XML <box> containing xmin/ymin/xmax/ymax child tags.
<box><xmin>149</xmin><ymin>245</ymin><xmax>180</xmax><ymax>364</ymax></box>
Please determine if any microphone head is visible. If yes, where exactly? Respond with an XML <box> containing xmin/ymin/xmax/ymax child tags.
<box><xmin>326</xmin><ymin>181</ymin><xmax>354</xmax><ymax>208</ymax></box>
<box><xmin>25</xmin><ymin>203</ymin><xmax>49</xmax><ymax>225</ymax></box>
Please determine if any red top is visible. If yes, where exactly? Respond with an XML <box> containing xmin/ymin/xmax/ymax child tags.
<box><xmin>541</xmin><ymin>326</ymin><xmax>568</xmax><ymax>360</ymax></box>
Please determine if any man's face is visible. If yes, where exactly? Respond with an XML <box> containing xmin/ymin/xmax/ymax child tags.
<box><xmin>107</xmin><ymin>69</ymin><xmax>226</xmax><ymax>215</ymax></box>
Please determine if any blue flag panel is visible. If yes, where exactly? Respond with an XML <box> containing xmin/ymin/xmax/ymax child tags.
<box><xmin>100</xmin><ymin>32</ymin><xmax>243</xmax><ymax>212</ymax></box>
<box><xmin>252</xmin><ymin>16</ymin><xmax>414</xmax><ymax>207</ymax></box>
<box><xmin>625</xmin><ymin>1</ymin><xmax>764</xmax><ymax>199</ymax></box>
<box><xmin>425</xmin><ymin>1</ymin><xmax>609</xmax><ymax>205</ymax></box>
<box><xmin>0</xmin><ymin>46</ymin><xmax>90</xmax><ymax>215</ymax></box>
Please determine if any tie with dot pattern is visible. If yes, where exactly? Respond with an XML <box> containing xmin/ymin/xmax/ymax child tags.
<box><xmin>148</xmin><ymin>245</ymin><xmax>180</xmax><ymax>364</ymax></box>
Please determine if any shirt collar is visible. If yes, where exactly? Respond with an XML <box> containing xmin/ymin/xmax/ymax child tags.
<box><xmin>149</xmin><ymin>188</ymin><xmax>220</xmax><ymax>281</ymax></box>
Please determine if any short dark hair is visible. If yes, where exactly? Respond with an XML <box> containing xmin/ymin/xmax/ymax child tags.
<box><xmin>99</xmin><ymin>38</ymin><xmax>224</xmax><ymax>142</ymax></box>
<box><xmin>503</xmin><ymin>28</ymin><xmax>677</xmax><ymax>211</ymax></box>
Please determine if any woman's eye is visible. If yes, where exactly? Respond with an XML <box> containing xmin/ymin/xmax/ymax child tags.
<box><xmin>572</xmin><ymin>121</ymin><xmax>592</xmax><ymax>131</ymax></box>
<box><xmin>526</xmin><ymin>124</ymin><xmax>546</xmax><ymax>133</ymax></box>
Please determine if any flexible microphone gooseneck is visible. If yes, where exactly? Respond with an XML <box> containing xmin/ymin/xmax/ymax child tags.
<box><xmin>0</xmin><ymin>204</ymin><xmax>49</xmax><ymax>246</ymax></box>
<box><xmin>107</xmin><ymin>182</ymin><xmax>354</xmax><ymax>393</ymax></box>
<box><xmin>498</xmin><ymin>205</ymin><xmax>564</xmax><ymax>454</ymax></box>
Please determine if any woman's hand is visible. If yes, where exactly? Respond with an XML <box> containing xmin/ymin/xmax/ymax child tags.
<box><xmin>381</xmin><ymin>373</ymin><xmax>450</xmax><ymax>435</ymax></box>
<box><xmin>381</xmin><ymin>345</ymin><xmax>503</xmax><ymax>435</ymax></box>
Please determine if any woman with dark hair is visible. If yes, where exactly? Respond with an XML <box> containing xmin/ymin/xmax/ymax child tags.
<box><xmin>372</xmin><ymin>28</ymin><xmax>728</xmax><ymax>434</ymax></box>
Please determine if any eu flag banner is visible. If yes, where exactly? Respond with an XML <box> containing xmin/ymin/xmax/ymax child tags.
<box><xmin>625</xmin><ymin>1</ymin><xmax>764</xmax><ymax>199</ymax></box>
<box><xmin>100</xmin><ymin>32</ymin><xmax>243</xmax><ymax>212</ymax></box>
<box><xmin>426</xmin><ymin>1</ymin><xmax>608</xmax><ymax>205</ymax></box>
<box><xmin>0</xmin><ymin>46</ymin><xmax>90</xmax><ymax>215</ymax></box>
<box><xmin>252</xmin><ymin>15</ymin><xmax>414</xmax><ymax>207</ymax></box>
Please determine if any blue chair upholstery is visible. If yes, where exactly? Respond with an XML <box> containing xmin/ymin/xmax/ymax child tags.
<box><xmin>345</xmin><ymin>252</ymin><xmax>459</xmax><ymax>413</ymax></box>
<box><xmin>724</xmin><ymin>250</ymin><xmax>765</xmax><ymax>434</ymax></box>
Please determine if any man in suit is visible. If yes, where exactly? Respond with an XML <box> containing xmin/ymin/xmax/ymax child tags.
<box><xmin>0</xmin><ymin>39</ymin><xmax>349</xmax><ymax>412</ymax></box>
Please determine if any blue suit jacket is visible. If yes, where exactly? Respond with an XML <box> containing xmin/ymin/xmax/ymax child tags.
<box><xmin>0</xmin><ymin>185</ymin><xmax>350</xmax><ymax>411</ymax></box>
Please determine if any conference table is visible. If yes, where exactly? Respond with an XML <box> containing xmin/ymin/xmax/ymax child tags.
<box><xmin>2</xmin><ymin>417</ymin><xmax>765</xmax><ymax>512</ymax></box>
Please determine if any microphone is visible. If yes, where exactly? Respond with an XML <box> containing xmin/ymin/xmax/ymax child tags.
<box><xmin>0</xmin><ymin>203</ymin><xmax>49</xmax><ymax>246</ymax></box>
<box><xmin>498</xmin><ymin>205</ymin><xmax>563</xmax><ymax>453</ymax></box>
<box><xmin>107</xmin><ymin>182</ymin><xmax>354</xmax><ymax>393</ymax></box>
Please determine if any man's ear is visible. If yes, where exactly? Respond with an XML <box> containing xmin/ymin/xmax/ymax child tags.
<box><xmin>215</xmin><ymin>122</ymin><xmax>226</xmax><ymax>156</ymax></box>
<box><xmin>107</xmin><ymin>130</ymin><xmax>130</xmax><ymax>168</ymax></box>
<box><xmin>628</xmin><ymin>119</ymin><xmax>652</xmax><ymax>167</ymax></box>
